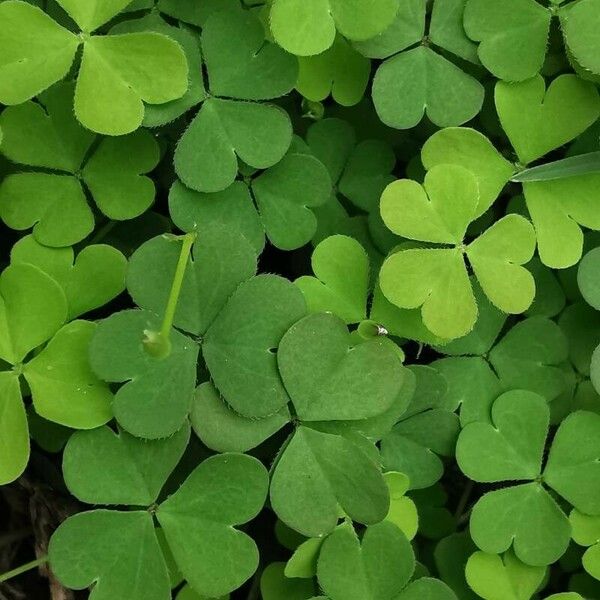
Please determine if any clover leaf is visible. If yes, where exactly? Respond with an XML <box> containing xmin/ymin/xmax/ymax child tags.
<box><xmin>383</xmin><ymin>472</ymin><xmax>419</xmax><ymax>540</ymax></box>
<box><xmin>261</xmin><ymin>562</ymin><xmax>316</xmax><ymax>600</ymax></box>
<box><xmin>174</xmin><ymin>7</ymin><xmax>298</xmax><ymax>193</ymax></box>
<box><xmin>0</xmin><ymin>83</ymin><xmax>160</xmax><ymax>246</ymax></box>
<box><xmin>464</xmin><ymin>0</ymin><xmax>600</xmax><ymax>81</ymax></box>
<box><xmin>0</xmin><ymin>371</ymin><xmax>29</xmax><ymax>485</ymax></box>
<box><xmin>11</xmin><ymin>235</ymin><xmax>126</xmax><ymax>319</ymax></box>
<box><xmin>89</xmin><ymin>309</ymin><xmax>199</xmax><ymax>438</ymax></box>
<box><xmin>457</xmin><ymin>390</ymin><xmax>600</xmax><ymax>565</ymax></box>
<box><xmin>269</xmin><ymin>0</ymin><xmax>398</xmax><ymax>57</ymax></box>
<box><xmin>368</xmin><ymin>0</ymin><xmax>484</xmax><ymax>129</ymax></box>
<box><xmin>465</xmin><ymin>550</ymin><xmax>546</xmax><ymax>600</ymax></box>
<box><xmin>0</xmin><ymin>0</ymin><xmax>189</xmax><ymax>135</ymax></box>
<box><xmin>50</xmin><ymin>450</ymin><xmax>269</xmax><ymax>599</ymax></box>
<box><xmin>379</xmin><ymin>164</ymin><xmax>536</xmax><ymax>339</ymax></box>
<box><xmin>270</xmin><ymin>426</ymin><xmax>390</xmax><ymax>536</ymax></box>
<box><xmin>295</xmin><ymin>235</ymin><xmax>370</xmax><ymax>324</ymax></box>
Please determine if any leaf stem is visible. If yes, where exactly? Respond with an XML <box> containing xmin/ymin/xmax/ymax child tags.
<box><xmin>454</xmin><ymin>480</ymin><xmax>474</xmax><ymax>521</ymax></box>
<box><xmin>143</xmin><ymin>232</ymin><xmax>196</xmax><ymax>359</ymax></box>
<box><xmin>0</xmin><ymin>555</ymin><xmax>48</xmax><ymax>583</ymax></box>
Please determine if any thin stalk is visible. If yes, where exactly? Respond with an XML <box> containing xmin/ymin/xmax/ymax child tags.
<box><xmin>0</xmin><ymin>555</ymin><xmax>47</xmax><ymax>584</ymax></box>
<box><xmin>454</xmin><ymin>480</ymin><xmax>474</xmax><ymax>521</ymax></box>
<box><xmin>143</xmin><ymin>232</ymin><xmax>196</xmax><ymax>359</ymax></box>
<box><xmin>160</xmin><ymin>232</ymin><xmax>196</xmax><ymax>340</ymax></box>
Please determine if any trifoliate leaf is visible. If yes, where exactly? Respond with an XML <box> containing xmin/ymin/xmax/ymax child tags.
<box><xmin>463</xmin><ymin>0</ymin><xmax>551</xmax><ymax>81</ymax></box>
<box><xmin>261</xmin><ymin>562</ymin><xmax>316</xmax><ymax>600</ymax></box>
<box><xmin>203</xmin><ymin>275</ymin><xmax>306</xmax><ymax>418</ymax></box>
<box><xmin>63</xmin><ymin>422</ymin><xmax>190</xmax><ymax>506</ymax></box>
<box><xmin>544</xmin><ymin>410</ymin><xmax>600</xmax><ymax>515</ymax></box>
<box><xmin>316</xmin><ymin>522</ymin><xmax>415</xmax><ymax>600</ymax></box>
<box><xmin>372</xmin><ymin>46</ymin><xmax>484</xmax><ymax>129</ymax></box>
<box><xmin>156</xmin><ymin>454</ymin><xmax>269</xmax><ymax>598</ymax></box>
<box><xmin>295</xmin><ymin>235</ymin><xmax>369</xmax><ymax>324</ymax></box>
<box><xmin>23</xmin><ymin>320</ymin><xmax>113</xmax><ymax>428</ymax></box>
<box><xmin>203</xmin><ymin>7</ymin><xmax>297</xmax><ymax>100</ymax></box>
<box><xmin>269</xmin><ymin>0</ymin><xmax>398</xmax><ymax>56</ymax></box>
<box><xmin>495</xmin><ymin>74</ymin><xmax>600</xmax><ymax>165</ymax></box>
<box><xmin>11</xmin><ymin>236</ymin><xmax>126</xmax><ymax>319</ymax></box>
<box><xmin>421</xmin><ymin>127</ymin><xmax>515</xmax><ymax>217</ymax></box>
<box><xmin>0</xmin><ymin>263</ymin><xmax>67</xmax><ymax>365</ymax></box>
<box><xmin>0</xmin><ymin>372</ymin><xmax>28</xmax><ymax>485</ymax></box>
<box><xmin>49</xmin><ymin>510</ymin><xmax>170</xmax><ymax>600</ymax></box>
<box><xmin>278</xmin><ymin>312</ymin><xmax>405</xmax><ymax>420</ymax></box>
<box><xmin>175</xmin><ymin>98</ymin><xmax>292</xmax><ymax>193</ymax></box>
<box><xmin>251</xmin><ymin>152</ymin><xmax>332</xmax><ymax>250</ymax></box>
<box><xmin>127</xmin><ymin>229</ymin><xmax>257</xmax><ymax>337</ymax></box>
<box><xmin>465</xmin><ymin>550</ymin><xmax>546</xmax><ymax>600</ymax></box>
<box><xmin>270</xmin><ymin>426</ymin><xmax>389</xmax><ymax>536</ymax></box>
<box><xmin>89</xmin><ymin>310</ymin><xmax>199</xmax><ymax>438</ymax></box>
<box><xmin>489</xmin><ymin>317</ymin><xmax>570</xmax><ymax>403</ymax></box>
<box><xmin>0</xmin><ymin>1</ymin><xmax>79</xmax><ymax>105</ymax></box>
<box><xmin>456</xmin><ymin>390</ymin><xmax>549</xmax><ymax>482</ymax></box>
<box><xmin>469</xmin><ymin>483</ymin><xmax>571</xmax><ymax>566</ymax></box>
<box><xmin>296</xmin><ymin>36</ymin><xmax>370</xmax><ymax>106</ymax></box>
<box><xmin>190</xmin><ymin>382</ymin><xmax>290</xmax><ymax>453</ymax></box>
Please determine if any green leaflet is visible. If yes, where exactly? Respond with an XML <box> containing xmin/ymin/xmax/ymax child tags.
<box><xmin>0</xmin><ymin>372</ymin><xmax>29</xmax><ymax>485</ymax></box>
<box><xmin>0</xmin><ymin>0</ymin><xmax>189</xmax><ymax>135</ymax></box>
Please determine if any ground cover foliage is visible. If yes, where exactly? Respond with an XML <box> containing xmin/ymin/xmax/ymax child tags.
<box><xmin>1</xmin><ymin>0</ymin><xmax>600</xmax><ymax>598</ymax></box>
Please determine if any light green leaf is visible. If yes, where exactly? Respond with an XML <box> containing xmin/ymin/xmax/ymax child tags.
<box><xmin>463</xmin><ymin>0</ymin><xmax>551</xmax><ymax>81</ymax></box>
<box><xmin>469</xmin><ymin>483</ymin><xmax>571</xmax><ymax>566</ymax></box>
<box><xmin>396</xmin><ymin>577</ymin><xmax>458</xmax><ymax>600</ymax></box>
<box><xmin>175</xmin><ymin>98</ymin><xmax>292</xmax><ymax>193</ymax></box>
<box><xmin>56</xmin><ymin>0</ymin><xmax>132</xmax><ymax>32</ymax></box>
<box><xmin>495</xmin><ymin>74</ymin><xmax>600</xmax><ymax>165</ymax></box>
<box><xmin>49</xmin><ymin>510</ymin><xmax>170</xmax><ymax>600</ymax></box>
<box><xmin>0</xmin><ymin>263</ymin><xmax>67</xmax><ymax>365</ymax></box>
<box><xmin>270</xmin><ymin>426</ymin><xmax>389</xmax><ymax>536</ymax></box>
<box><xmin>0</xmin><ymin>372</ymin><xmax>29</xmax><ymax>485</ymax></box>
<box><xmin>544</xmin><ymin>410</ymin><xmax>600</xmax><ymax>515</ymax></box>
<box><xmin>466</xmin><ymin>214</ymin><xmax>536</xmax><ymax>314</ymax></box>
<box><xmin>383</xmin><ymin>472</ymin><xmax>418</xmax><ymax>540</ymax></box>
<box><xmin>23</xmin><ymin>320</ymin><xmax>113</xmax><ymax>429</ymax></box>
<box><xmin>89</xmin><ymin>310</ymin><xmax>199</xmax><ymax>438</ymax></box>
<box><xmin>278</xmin><ymin>312</ymin><xmax>405</xmax><ymax>420</ymax></box>
<box><xmin>465</xmin><ymin>551</ymin><xmax>546</xmax><ymax>600</ymax></box>
<box><xmin>0</xmin><ymin>1</ymin><xmax>79</xmax><ymax>105</ymax></box>
<box><xmin>190</xmin><ymin>382</ymin><xmax>289</xmax><ymax>453</ymax></box>
<box><xmin>456</xmin><ymin>390</ymin><xmax>549</xmax><ymax>482</ymax></box>
<box><xmin>203</xmin><ymin>275</ymin><xmax>306</xmax><ymax>418</ymax></box>
<box><xmin>295</xmin><ymin>235</ymin><xmax>369</xmax><ymax>324</ymax></box>
<box><xmin>157</xmin><ymin>453</ymin><xmax>269</xmax><ymax>598</ymax></box>
<box><xmin>429</xmin><ymin>0</ymin><xmax>479</xmax><ymax>63</ymax></box>
<box><xmin>421</xmin><ymin>127</ymin><xmax>515</xmax><ymax>217</ymax></box>
<box><xmin>316</xmin><ymin>521</ymin><xmax>415</xmax><ymax>600</ymax></box>
<box><xmin>372</xmin><ymin>46</ymin><xmax>484</xmax><ymax>129</ymax></box>
<box><xmin>269</xmin><ymin>0</ymin><xmax>398</xmax><ymax>56</ymax></box>
<box><xmin>379</xmin><ymin>248</ymin><xmax>477</xmax><ymax>340</ymax></box>
<box><xmin>560</xmin><ymin>0</ymin><xmax>600</xmax><ymax>74</ymax></box>
<box><xmin>62</xmin><ymin>422</ymin><xmax>190</xmax><ymax>506</ymax></box>
<box><xmin>261</xmin><ymin>562</ymin><xmax>316</xmax><ymax>600</ymax></box>
<box><xmin>75</xmin><ymin>33</ymin><xmax>188</xmax><ymax>135</ymax></box>
<box><xmin>11</xmin><ymin>236</ymin><xmax>126</xmax><ymax>319</ymax></box>
<box><xmin>285</xmin><ymin>538</ymin><xmax>325</xmax><ymax>579</ymax></box>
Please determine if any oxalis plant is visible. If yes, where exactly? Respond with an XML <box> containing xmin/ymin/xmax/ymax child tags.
<box><xmin>2</xmin><ymin>1</ymin><xmax>600</xmax><ymax>600</ymax></box>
